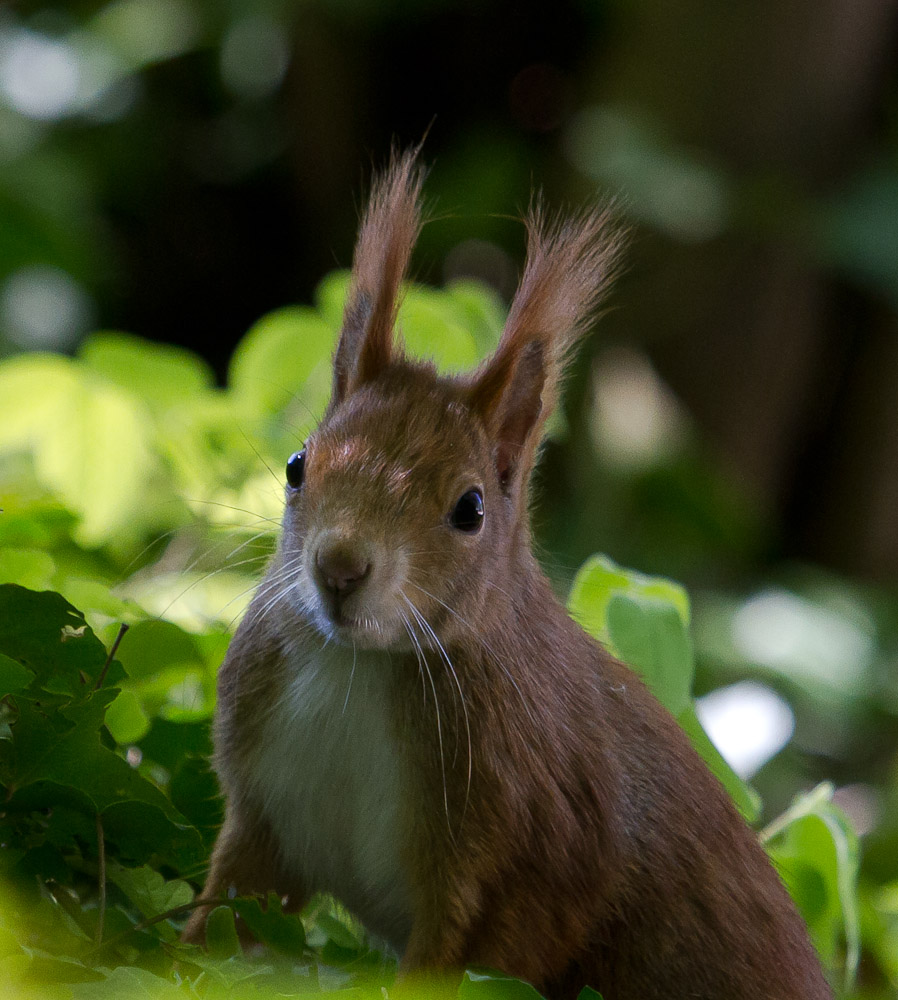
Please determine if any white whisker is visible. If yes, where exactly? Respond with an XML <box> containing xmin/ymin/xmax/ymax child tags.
<box><xmin>401</xmin><ymin>608</ymin><xmax>452</xmax><ymax>839</ymax></box>
<box><xmin>407</xmin><ymin>580</ymin><xmax>538</xmax><ymax>728</ymax></box>
<box><xmin>403</xmin><ymin>593</ymin><xmax>472</xmax><ymax>831</ymax></box>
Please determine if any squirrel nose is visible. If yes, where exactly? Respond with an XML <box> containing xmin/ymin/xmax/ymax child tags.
<box><xmin>315</xmin><ymin>541</ymin><xmax>371</xmax><ymax>599</ymax></box>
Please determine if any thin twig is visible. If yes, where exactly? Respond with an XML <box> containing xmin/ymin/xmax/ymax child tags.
<box><xmin>95</xmin><ymin>813</ymin><xmax>106</xmax><ymax>945</ymax></box>
<box><xmin>84</xmin><ymin>894</ymin><xmax>233</xmax><ymax>957</ymax></box>
<box><xmin>94</xmin><ymin>623</ymin><xmax>129</xmax><ymax>691</ymax></box>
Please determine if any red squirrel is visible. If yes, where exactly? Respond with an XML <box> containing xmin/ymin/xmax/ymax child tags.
<box><xmin>182</xmin><ymin>150</ymin><xmax>832</xmax><ymax>1000</ymax></box>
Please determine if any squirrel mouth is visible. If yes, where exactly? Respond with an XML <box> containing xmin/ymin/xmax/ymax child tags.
<box><xmin>318</xmin><ymin>601</ymin><xmax>378</xmax><ymax>640</ymax></box>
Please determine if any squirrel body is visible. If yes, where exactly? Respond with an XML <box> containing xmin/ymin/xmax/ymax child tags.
<box><xmin>183</xmin><ymin>153</ymin><xmax>832</xmax><ymax>1000</ymax></box>
<box><xmin>245</xmin><ymin>636</ymin><xmax>411</xmax><ymax>947</ymax></box>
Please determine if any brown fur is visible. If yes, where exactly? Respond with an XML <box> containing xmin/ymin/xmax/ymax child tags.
<box><xmin>183</xmin><ymin>152</ymin><xmax>832</xmax><ymax>1000</ymax></box>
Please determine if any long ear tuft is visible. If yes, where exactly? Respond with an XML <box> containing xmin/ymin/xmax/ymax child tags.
<box><xmin>469</xmin><ymin>202</ymin><xmax>626</xmax><ymax>492</ymax></box>
<box><xmin>331</xmin><ymin>148</ymin><xmax>424</xmax><ymax>404</ymax></box>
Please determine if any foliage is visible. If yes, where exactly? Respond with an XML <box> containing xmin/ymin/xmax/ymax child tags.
<box><xmin>0</xmin><ymin>271</ymin><xmax>880</xmax><ymax>997</ymax></box>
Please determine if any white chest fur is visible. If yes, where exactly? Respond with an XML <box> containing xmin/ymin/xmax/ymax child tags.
<box><xmin>245</xmin><ymin>642</ymin><xmax>412</xmax><ymax>950</ymax></box>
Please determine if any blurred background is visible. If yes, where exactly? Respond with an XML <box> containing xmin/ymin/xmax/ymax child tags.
<box><xmin>1</xmin><ymin>0</ymin><xmax>898</xmax><ymax>991</ymax></box>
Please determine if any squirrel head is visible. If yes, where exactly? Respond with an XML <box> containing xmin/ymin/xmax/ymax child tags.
<box><xmin>277</xmin><ymin>149</ymin><xmax>624</xmax><ymax>652</ymax></box>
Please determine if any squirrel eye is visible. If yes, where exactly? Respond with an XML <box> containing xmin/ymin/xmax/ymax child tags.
<box><xmin>286</xmin><ymin>449</ymin><xmax>306</xmax><ymax>489</ymax></box>
<box><xmin>449</xmin><ymin>489</ymin><xmax>484</xmax><ymax>533</ymax></box>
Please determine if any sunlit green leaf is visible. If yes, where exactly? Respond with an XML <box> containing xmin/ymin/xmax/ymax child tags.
<box><xmin>397</xmin><ymin>286</ymin><xmax>481</xmax><ymax>373</ymax></box>
<box><xmin>0</xmin><ymin>354</ymin><xmax>156</xmax><ymax>546</ymax></box>
<box><xmin>314</xmin><ymin>271</ymin><xmax>490</xmax><ymax>372</ymax></box>
<box><xmin>314</xmin><ymin>269</ymin><xmax>352</xmax><ymax>331</ymax></box>
<box><xmin>763</xmin><ymin>783</ymin><xmax>861</xmax><ymax>991</ymax></box>
<box><xmin>446</xmin><ymin>280</ymin><xmax>505</xmax><ymax>356</ymax></box>
<box><xmin>0</xmin><ymin>548</ymin><xmax>55</xmax><ymax>590</ymax></box>
<box><xmin>605</xmin><ymin>592</ymin><xmax>693</xmax><ymax>715</ymax></box>
<box><xmin>568</xmin><ymin>554</ymin><xmax>690</xmax><ymax>640</ymax></box>
<box><xmin>228</xmin><ymin>306</ymin><xmax>333</xmax><ymax>417</ymax></box>
<box><xmin>79</xmin><ymin>332</ymin><xmax>214</xmax><ymax>409</ymax></box>
<box><xmin>105</xmin><ymin>689</ymin><xmax>150</xmax><ymax>744</ymax></box>
<box><xmin>114</xmin><ymin>620</ymin><xmax>204</xmax><ymax>681</ymax></box>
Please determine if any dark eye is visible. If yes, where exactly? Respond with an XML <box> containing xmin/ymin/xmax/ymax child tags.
<box><xmin>286</xmin><ymin>449</ymin><xmax>306</xmax><ymax>489</ymax></box>
<box><xmin>449</xmin><ymin>489</ymin><xmax>484</xmax><ymax>532</ymax></box>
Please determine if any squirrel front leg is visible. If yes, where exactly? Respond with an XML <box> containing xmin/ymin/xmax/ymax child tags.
<box><xmin>181</xmin><ymin>805</ymin><xmax>306</xmax><ymax>945</ymax></box>
<box><xmin>400</xmin><ymin>859</ymin><xmax>495</xmax><ymax>975</ymax></box>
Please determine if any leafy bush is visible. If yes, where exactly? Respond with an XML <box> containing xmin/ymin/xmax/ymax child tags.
<box><xmin>0</xmin><ymin>274</ymin><xmax>866</xmax><ymax>997</ymax></box>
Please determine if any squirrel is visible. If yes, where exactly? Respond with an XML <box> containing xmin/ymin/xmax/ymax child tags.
<box><xmin>182</xmin><ymin>150</ymin><xmax>832</xmax><ymax>1000</ymax></box>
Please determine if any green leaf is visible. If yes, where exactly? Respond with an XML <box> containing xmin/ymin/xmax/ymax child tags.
<box><xmin>138</xmin><ymin>718</ymin><xmax>211</xmax><ymax>771</ymax></box>
<box><xmin>232</xmin><ymin>893</ymin><xmax>306</xmax><ymax>956</ymax></box>
<box><xmin>314</xmin><ymin>269</ymin><xmax>352</xmax><ymax>330</ymax></box>
<box><xmin>314</xmin><ymin>271</ymin><xmax>490</xmax><ymax>372</ymax></box>
<box><xmin>763</xmin><ymin>783</ymin><xmax>860</xmax><ymax>991</ymax></box>
<box><xmin>0</xmin><ymin>585</ymin><xmax>115</xmax><ymax>695</ymax></box>
<box><xmin>108</xmin><ymin>864</ymin><xmax>193</xmax><ymax>921</ymax></box>
<box><xmin>21</xmin><ymin>954</ymin><xmax>107</xmax><ymax>985</ymax></box>
<box><xmin>568</xmin><ymin>553</ymin><xmax>695</xmax><ymax>712</ymax></box>
<box><xmin>79</xmin><ymin>332</ymin><xmax>214</xmax><ymax>408</ymax></box>
<box><xmin>396</xmin><ymin>286</ymin><xmax>481</xmax><ymax>373</ymax></box>
<box><xmin>315</xmin><ymin>911</ymin><xmax>362</xmax><ymax>950</ymax></box>
<box><xmin>113</xmin><ymin>619</ymin><xmax>206</xmax><ymax>682</ymax></box>
<box><xmin>605</xmin><ymin>593</ymin><xmax>693</xmax><ymax>716</ymax></box>
<box><xmin>575</xmin><ymin>988</ymin><xmax>604</xmax><ymax>1000</ymax></box>
<box><xmin>228</xmin><ymin>305</ymin><xmax>334</xmax><ymax>416</ymax></box>
<box><xmin>205</xmin><ymin>905</ymin><xmax>240</xmax><ymax>960</ymax></box>
<box><xmin>169</xmin><ymin>755</ymin><xmax>223</xmax><ymax>848</ymax></box>
<box><xmin>446</xmin><ymin>280</ymin><xmax>505</xmax><ymax>356</ymax></box>
<box><xmin>0</xmin><ymin>653</ymin><xmax>34</xmax><ymax>695</ymax></box>
<box><xmin>8</xmin><ymin>693</ymin><xmax>187</xmax><ymax>824</ymax></box>
<box><xmin>58</xmin><ymin>579</ymin><xmax>142</xmax><ymax>627</ymax></box>
<box><xmin>568</xmin><ymin>554</ymin><xmax>690</xmax><ymax>640</ymax></box>
<box><xmin>0</xmin><ymin>354</ymin><xmax>155</xmax><ymax>546</ymax></box>
<box><xmin>101</xmin><ymin>800</ymin><xmax>204</xmax><ymax>871</ymax></box>
<box><xmin>0</xmin><ymin>548</ymin><xmax>55</xmax><ymax>590</ymax></box>
<box><xmin>566</xmin><ymin>559</ymin><xmax>758</xmax><ymax>820</ymax></box>
<box><xmin>567</xmin><ymin>555</ymin><xmax>632</xmax><ymax>638</ymax></box>
<box><xmin>69</xmin><ymin>965</ymin><xmax>182</xmax><ymax>997</ymax></box>
<box><xmin>459</xmin><ymin>970</ymin><xmax>546</xmax><ymax>1000</ymax></box>
<box><xmin>105</xmin><ymin>689</ymin><xmax>150</xmax><ymax>744</ymax></box>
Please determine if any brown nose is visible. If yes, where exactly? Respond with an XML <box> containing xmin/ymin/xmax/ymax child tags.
<box><xmin>315</xmin><ymin>541</ymin><xmax>371</xmax><ymax>599</ymax></box>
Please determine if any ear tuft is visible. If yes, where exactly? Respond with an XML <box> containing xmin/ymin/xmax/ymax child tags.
<box><xmin>332</xmin><ymin>148</ymin><xmax>425</xmax><ymax>404</ymax></box>
<box><xmin>469</xmin><ymin>202</ymin><xmax>626</xmax><ymax>493</ymax></box>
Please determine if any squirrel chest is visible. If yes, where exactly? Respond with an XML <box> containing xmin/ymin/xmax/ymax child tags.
<box><xmin>243</xmin><ymin>643</ymin><xmax>413</xmax><ymax>949</ymax></box>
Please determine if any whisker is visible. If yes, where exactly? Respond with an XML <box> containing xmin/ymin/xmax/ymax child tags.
<box><xmin>403</xmin><ymin>594</ymin><xmax>472</xmax><ymax>831</ymax></box>
<box><xmin>407</xmin><ymin>580</ymin><xmax>538</xmax><ymax>729</ymax></box>
<box><xmin>182</xmin><ymin>497</ymin><xmax>283</xmax><ymax>527</ymax></box>
<box><xmin>401</xmin><ymin>609</ymin><xmax>452</xmax><ymax>839</ymax></box>
<box><xmin>343</xmin><ymin>641</ymin><xmax>357</xmax><ymax>715</ymax></box>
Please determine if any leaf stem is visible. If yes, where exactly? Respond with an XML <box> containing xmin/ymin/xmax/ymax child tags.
<box><xmin>759</xmin><ymin>781</ymin><xmax>834</xmax><ymax>843</ymax></box>
<box><xmin>95</xmin><ymin>622</ymin><xmax>129</xmax><ymax>691</ymax></box>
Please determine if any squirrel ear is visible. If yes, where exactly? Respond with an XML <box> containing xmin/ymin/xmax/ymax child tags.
<box><xmin>331</xmin><ymin>149</ymin><xmax>424</xmax><ymax>406</ymax></box>
<box><xmin>468</xmin><ymin>338</ymin><xmax>546</xmax><ymax>490</ymax></box>
<box><xmin>468</xmin><ymin>202</ymin><xmax>625</xmax><ymax>492</ymax></box>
